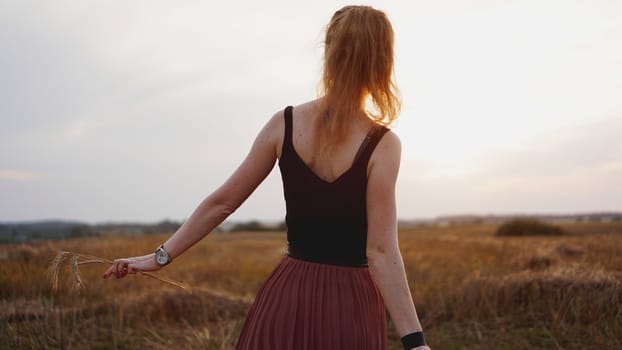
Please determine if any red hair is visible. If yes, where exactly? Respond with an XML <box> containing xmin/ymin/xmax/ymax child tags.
<box><xmin>318</xmin><ymin>6</ymin><xmax>400</xmax><ymax>155</ymax></box>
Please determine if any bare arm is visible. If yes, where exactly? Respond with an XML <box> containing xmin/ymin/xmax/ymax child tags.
<box><xmin>104</xmin><ymin>110</ymin><xmax>283</xmax><ymax>278</ymax></box>
<box><xmin>366</xmin><ymin>132</ymin><xmax>429</xmax><ymax>350</ymax></box>
<box><xmin>162</xmin><ymin>111</ymin><xmax>282</xmax><ymax>259</ymax></box>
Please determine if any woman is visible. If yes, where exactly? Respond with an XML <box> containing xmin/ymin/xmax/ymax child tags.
<box><xmin>104</xmin><ymin>5</ymin><xmax>430</xmax><ymax>350</ymax></box>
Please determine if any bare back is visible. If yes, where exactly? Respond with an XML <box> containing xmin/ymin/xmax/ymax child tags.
<box><xmin>276</xmin><ymin>100</ymin><xmax>378</xmax><ymax>183</ymax></box>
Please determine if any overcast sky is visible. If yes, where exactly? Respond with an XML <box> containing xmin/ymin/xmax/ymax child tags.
<box><xmin>1</xmin><ymin>0</ymin><xmax>621</xmax><ymax>223</ymax></box>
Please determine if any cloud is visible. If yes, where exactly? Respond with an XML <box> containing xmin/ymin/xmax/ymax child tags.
<box><xmin>62</xmin><ymin>119</ymin><xmax>100</xmax><ymax>139</ymax></box>
<box><xmin>0</xmin><ymin>170</ymin><xmax>41</xmax><ymax>181</ymax></box>
<box><xmin>479</xmin><ymin>118</ymin><xmax>622</xmax><ymax>178</ymax></box>
<box><xmin>397</xmin><ymin>118</ymin><xmax>622</xmax><ymax>217</ymax></box>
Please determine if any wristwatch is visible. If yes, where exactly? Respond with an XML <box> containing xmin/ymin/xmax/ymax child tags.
<box><xmin>155</xmin><ymin>244</ymin><xmax>172</xmax><ymax>266</ymax></box>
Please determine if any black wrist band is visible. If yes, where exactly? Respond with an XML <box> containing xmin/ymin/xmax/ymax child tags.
<box><xmin>401</xmin><ymin>331</ymin><xmax>426</xmax><ymax>349</ymax></box>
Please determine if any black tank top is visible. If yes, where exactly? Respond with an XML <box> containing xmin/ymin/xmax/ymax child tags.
<box><xmin>279</xmin><ymin>106</ymin><xmax>389</xmax><ymax>267</ymax></box>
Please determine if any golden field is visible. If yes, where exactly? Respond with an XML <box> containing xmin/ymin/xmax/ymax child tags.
<box><xmin>1</xmin><ymin>222</ymin><xmax>621</xmax><ymax>349</ymax></box>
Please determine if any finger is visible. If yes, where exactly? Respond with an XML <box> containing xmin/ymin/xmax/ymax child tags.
<box><xmin>116</xmin><ymin>265</ymin><xmax>125</xmax><ymax>278</ymax></box>
<box><xmin>115</xmin><ymin>260</ymin><xmax>128</xmax><ymax>277</ymax></box>
<box><xmin>120</xmin><ymin>262</ymin><xmax>131</xmax><ymax>278</ymax></box>
<box><xmin>111</xmin><ymin>264</ymin><xmax>119</xmax><ymax>278</ymax></box>
<box><xmin>104</xmin><ymin>269</ymin><xmax>119</xmax><ymax>279</ymax></box>
<box><xmin>103</xmin><ymin>265</ymin><xmax>115</xmax><ymax>279</ymax></box>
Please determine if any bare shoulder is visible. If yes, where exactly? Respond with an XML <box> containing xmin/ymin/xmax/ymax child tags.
<box><xmin>373</xmin><ymin>130</ymin><xmax>401</xmax><ymax>164</ymax></box>
<box><xmin>265</xmin><ymin>107</ymin><xmax>285</xmax><ymax>129</ymax></box>
<box><xmin>252</xmin><ymin>109</ymin><xmax>282</xmax><ymax>143</ymax></box>
<box><xmin>293</xmin><ymin>100</ymin><xmax>321</xmax><ymax>113</ymax></box>
<box><xmin>266</xmin><ymin>99</ymin><xmax>317</xmax><ymax>131</ymax></box>
<box><xmin>366</xmin><ymin>129</ymin><xmax>401</xmax><ymax>183</ymax></box>
<box><xmin>377</xmin><ymin>129</ymin><xmax>401</xmax><ymax>152</ymax></box>
<box><xmin>289</xmin><ymin>99</ymin><xmax>321</xmax><ymax>125</ymax></box>
<box><xmin>257</xmin><ymin>108</ymin><xmax>285</xmax><ymax>159</ymax></box>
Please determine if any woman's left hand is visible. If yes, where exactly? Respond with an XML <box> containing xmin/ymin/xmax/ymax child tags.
<box><xmin>103</xmin><ymin>253</ymin><xmax>161</xmax><ymax>279</ymax></box>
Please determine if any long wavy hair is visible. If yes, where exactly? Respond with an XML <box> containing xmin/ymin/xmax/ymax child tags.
<box><xmin>318</xmin><ymin>5</ymin><xmax>400</xmax><ymax>156</ymax></box>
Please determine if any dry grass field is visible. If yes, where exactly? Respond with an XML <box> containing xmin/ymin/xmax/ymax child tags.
<box><xmin>1</xmin><ymin>222</ymin><xmax>621</xmax><ymax>349</ymax></box>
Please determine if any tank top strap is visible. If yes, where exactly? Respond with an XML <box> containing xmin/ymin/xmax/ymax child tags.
<box><xmin>281</xmin><ymin>105</ymin><xmax>295</xmax><ymax>160</ymax></box>
<box><xmin>352</xmin><ymin>125</ymin><xmax>390</xmax><ymax>168</ymax></box>
<box><xmin>283</xmin><ymin>105</ymin><xmax>293</xmax><ymax>147</ymax></box>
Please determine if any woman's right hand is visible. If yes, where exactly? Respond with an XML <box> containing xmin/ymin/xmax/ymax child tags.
<box><xmin>102</xmin><ymin>253</ymin><xmax>161</xmax><ymax>279</ymax></box>
<box><xmin>413</xmin><ymin>346</ymin><xmax>431</xmax><ymax>350</ymax></box>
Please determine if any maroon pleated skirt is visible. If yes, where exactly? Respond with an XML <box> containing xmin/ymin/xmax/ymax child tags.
<box><xmin>236</xmin><ymin>255</ymin><xmax>387</xmax><ymax>350</ymax></box>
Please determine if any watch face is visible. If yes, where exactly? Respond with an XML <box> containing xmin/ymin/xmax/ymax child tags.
<box><xmin>156</xmin><ymin>249</ymin><xmax>169</xmax><ymax>265</ymax></box>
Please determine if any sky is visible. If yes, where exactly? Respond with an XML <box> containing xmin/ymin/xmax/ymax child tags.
<box><xmin>1</xmin><ymin>0</ymin><xmax>621</xmax><ymax>223</ymax></box>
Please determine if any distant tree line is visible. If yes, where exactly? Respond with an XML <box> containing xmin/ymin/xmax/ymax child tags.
<box><xmin>0</xmin><ymin>218</ymin><xmax>292</xmax><ymax>243</ymax></box>
<box><xmin>228</xmin><ymin>220</ymin><xmax>287</xmax><ymax>232</ymax></box>
<box><xmin>0</xmin><ymin>219</ymin><xmax>183</xmax><ymax>244</ymax></box>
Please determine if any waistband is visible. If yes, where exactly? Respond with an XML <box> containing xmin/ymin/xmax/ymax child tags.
<box><xmin>286</xmin><ymin>245</ymin><xmax>368</xmax><ymax>268</ymax></box>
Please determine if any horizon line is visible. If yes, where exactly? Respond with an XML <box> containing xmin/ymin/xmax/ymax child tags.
<box><xmin>2</xmin><ymin>210</ymin><xmax>621</xmax><ymax>225</ymax></box>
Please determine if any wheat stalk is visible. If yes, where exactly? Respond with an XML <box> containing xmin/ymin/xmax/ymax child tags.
<box><xmin>70</xmin><ymin>255</ymin><xmax>85</xmax><ymax>292</ymax></box>
<box><xmin>48</xmin><ymin>251</ymin><xmax>191</xmax><ymax>293</ymax></box>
